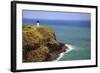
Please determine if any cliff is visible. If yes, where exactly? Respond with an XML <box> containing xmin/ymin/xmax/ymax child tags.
<box><xmin>23</xmin><ymin>25</ymin><xmax>68</xmax><ymax>62</ymax></box>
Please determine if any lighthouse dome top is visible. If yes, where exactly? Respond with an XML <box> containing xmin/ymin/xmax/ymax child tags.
<box><xmin>37</xmin><ymin>20</ymin><xmax>39</xmax><ymax>23</ymax></box>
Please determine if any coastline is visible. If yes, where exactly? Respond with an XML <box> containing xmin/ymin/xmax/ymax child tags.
<box><xmin>55</xmin><ymin>44</ymin><xmax>74</xmax><ymax>61</ymax></box>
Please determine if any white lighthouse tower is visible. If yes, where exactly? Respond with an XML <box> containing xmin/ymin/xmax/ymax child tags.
<box><xmin>37</xmin><ymin>20</ymin><xmax>40</xmax><ymax>27</ymax></box>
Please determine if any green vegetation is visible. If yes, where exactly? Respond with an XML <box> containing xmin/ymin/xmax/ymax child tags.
<box><xmin>23</xmin><ymin>25</ymin><xmax>58</xmax><ymax>62</ymax></box>
<box><xmin>23</xmin><ymin>25</ymin><xmax>68</xmax><ymax>62</ymax></box>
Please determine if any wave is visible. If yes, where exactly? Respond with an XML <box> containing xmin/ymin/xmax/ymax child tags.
<box><xmin>55</xmin><ymin>44</ymin><xmax>74</xmax><ymax>61</ymax></box>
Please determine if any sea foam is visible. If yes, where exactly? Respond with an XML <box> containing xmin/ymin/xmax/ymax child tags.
<box><xmin>55</xmin><ymin>44</ymin><xmax>74</xmax><ymax>61</ymax></box>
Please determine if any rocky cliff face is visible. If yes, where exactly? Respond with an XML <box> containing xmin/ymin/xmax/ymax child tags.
<box><xmin>23</xmin><ymin>25</ymin><xmax>68</xmax><ymax>62</ymax></box>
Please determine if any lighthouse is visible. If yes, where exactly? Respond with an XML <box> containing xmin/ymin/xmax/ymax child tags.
<box><xmin>37</xmin><ymin>20</ymin><xmax>40</xmax><ymax>27</ymax></box>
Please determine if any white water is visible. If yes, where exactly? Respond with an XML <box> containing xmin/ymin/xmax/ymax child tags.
<box><xmin>55</xmin><ymin>44</ymin><xmax>74</xmax><ymax>61</ymax></box>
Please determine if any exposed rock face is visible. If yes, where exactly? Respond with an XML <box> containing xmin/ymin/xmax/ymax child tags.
<box><xmin>23</xmin><ymin>45</ymin><xmax>49</xmax><ymax>62</ymax></box>
<box><xmin>23</xmin><ymin>25</ymin><xmax>68</xmax><ymax>62</ymax></box>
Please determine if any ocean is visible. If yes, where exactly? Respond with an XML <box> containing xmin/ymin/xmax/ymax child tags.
<box><xmin>23</xmin><ymin>19</ymin><xmax>91</xmax><ymax>61</ymax></box>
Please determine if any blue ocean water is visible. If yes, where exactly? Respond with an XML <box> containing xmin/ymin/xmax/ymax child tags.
<box><xmin>23</xmin><ymin>19</ymin><xmax>91</xmax><ymax>61</ymax></box>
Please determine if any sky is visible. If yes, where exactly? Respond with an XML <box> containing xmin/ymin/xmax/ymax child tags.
<box><xmin>22</xmin><ymin>10</ymin><xmax>91</xmax><ymax>21</ymax></box>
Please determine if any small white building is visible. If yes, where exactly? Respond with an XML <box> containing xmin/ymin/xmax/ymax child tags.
<box><xmin>37</xmin><ymin>20</ymin><xmax>40</xmax><ymax>27</ymax></box>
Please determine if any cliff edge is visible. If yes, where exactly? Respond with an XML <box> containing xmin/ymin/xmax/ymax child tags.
<box><xmin>23</xmin><ymin>25</ymin><xmax>68</xmax><ymax>62</ymax></box>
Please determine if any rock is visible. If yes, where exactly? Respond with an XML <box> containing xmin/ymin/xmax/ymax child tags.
<box><xmin>23</xmin><ymin>45</ymin><xmax>49</xmax><ymax>62</ymax></box>
<box><xmin>45</xmin><ymin>53</ymin><xmax>59</xmax><ymax>61</ymax></box>
<box><xmin>22</xmin><ymin>25</ymin><xmax>68</xmax><ymax>62</ymax></box>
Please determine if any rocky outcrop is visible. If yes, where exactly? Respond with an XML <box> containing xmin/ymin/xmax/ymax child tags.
<box><xmin>22</xmin><ymin>25</ymin><xmax>68</xmax><ymax>62</ymax></box>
